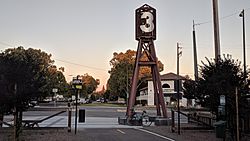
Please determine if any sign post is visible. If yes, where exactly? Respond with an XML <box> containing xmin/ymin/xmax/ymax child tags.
<box><xmin>72</xmin><ymin>76</ymin><xmax>82</xmax><ymax>134</ymax></box>
<box><xmin>219</xmin><ymin>95</ymin><xmax>226</xmax><ymax>120</ymax></box>
<box><xmin>52</xmin><ymin>88</ymin><xmax>58</xmax><ymax>107</ymax></box>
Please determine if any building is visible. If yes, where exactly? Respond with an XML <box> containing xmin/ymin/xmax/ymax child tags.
<box><xmin>137</xmin><ymin>72</ymin><xmax>188</xmax><ymax>107</ymax></box>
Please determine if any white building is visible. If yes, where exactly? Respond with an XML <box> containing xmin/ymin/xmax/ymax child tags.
<box><xmin>137</xmin><ymin>72</ymin><xmax>189</xmax><ymax>107</ymax></box>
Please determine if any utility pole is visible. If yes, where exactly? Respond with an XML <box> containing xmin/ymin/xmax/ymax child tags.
<box><xmin>13</xmin><ymin>83</ymin><xmax>18</xmax><ymax>141</ymax></box>
<box><xmin>239</xmin><ymin>9</ymin><xmax>247</xmax><ymax>82</ymax></box>
<box><xmin>212</xmin><ymin>0</ymin><xmax>221</xmax><ymax>60</ymax></box>
<box><xmin>75</xmin><ymin>87</ymin><xmax>78</xmax><ymax>134</ymax></box>
<box><xmin>192</xmin><ymin>20</ymin><xmax>198</xmax><ymax>81</ymax></box>
<box><xmin>126</xmin><ymin>65</ymin><xmax>129</xmax><ymax>106</ymax></box>
<box><xmin>235</xmin><ymin>88</ymin><xmax>240</xmax><ymax>141</ymax></box>
<box><xmin>177</xmin><ymin>42</ymin><xmax>182</xmax><ymax>135</ymax></box>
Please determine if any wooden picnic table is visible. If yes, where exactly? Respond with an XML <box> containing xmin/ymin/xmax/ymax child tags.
<box><xmin>22</xmin><ymin>120</ymin><xmax>40</xmax><ymax>127</ymax></box>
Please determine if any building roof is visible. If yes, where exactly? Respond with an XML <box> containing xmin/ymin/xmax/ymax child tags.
<box><xmin>141</xmin><ymin>72</ymin><xmax>187</xmax><ymax>81</ymax></box>
<box><xmin>160</xmin><ymin>72</ymin><xmax>186</xmax><ymax>80</ymax></box>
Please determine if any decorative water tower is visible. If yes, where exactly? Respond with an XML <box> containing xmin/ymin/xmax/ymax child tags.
<box><xmin>126</xmin><ymin>4</ymin><xmax>167</xmax><ymax>119</ymax></box>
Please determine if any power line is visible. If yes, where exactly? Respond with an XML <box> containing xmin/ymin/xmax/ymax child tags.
<box><xmin>0</xmin><ymin>41</ymin><xmax>108</xmax><ymax>72</ymax></box>
<box><xmin>196</xmin><ymin>8</ymin><xmax>250</xmax><ymax>26</ymax></box>
<box><xmin>55</xmin><ymin>59</ymin><xmax>108</xmax><ymax>72</ymax></box>
<box><xmin>0</xmin><ymin>41</ymin><xmax>14</xmax><ymax>47</ymax></box>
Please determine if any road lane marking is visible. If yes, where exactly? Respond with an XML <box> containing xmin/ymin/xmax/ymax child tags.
<box><xmin>117</xmin><ymin>109</ymin><xmax>126</xmax><ymax>112</ymax></box>
<box><xmin>136</xmin><ymin>128</ymin><xmax>175</xmax><ymax>141</ymax></box>
<box><xmin>117</xmin><ymin>129</ymin><xmax>126</xmax><ymax>134</ymax></box>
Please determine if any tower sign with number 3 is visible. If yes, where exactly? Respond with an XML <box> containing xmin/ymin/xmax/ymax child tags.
<box><xmin>136</xmin><ymin>4</ymin><xmax>156</xmax><ymax>40</ymax></box>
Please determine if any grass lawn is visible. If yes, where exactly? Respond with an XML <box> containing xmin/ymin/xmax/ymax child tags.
<box><xmin>81</xmin><ymin>102</ymin><xmax>126</xmax><ymax>107</ymax></box>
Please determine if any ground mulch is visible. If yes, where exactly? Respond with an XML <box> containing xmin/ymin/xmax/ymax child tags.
<box><xmin>1</xmin><ymin>127</ymin><xmax>250</xmax><ymax>141</ymax></box>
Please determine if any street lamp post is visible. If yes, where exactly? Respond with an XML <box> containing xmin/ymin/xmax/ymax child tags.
<box><xmin>72</xmin><ymin>75</ymin><xmax>82</xmax><ymax>134</ymax></box>
<box><xmin>239</xmin><ymin>9</ymin><xmax>247</xmax><ymax>81</ymax></box>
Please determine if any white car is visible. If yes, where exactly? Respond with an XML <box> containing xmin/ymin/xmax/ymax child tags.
<box><xmin>73</xmin><ymin>98</ymin><xmax>86</xmax><ymax>105</ymax></box>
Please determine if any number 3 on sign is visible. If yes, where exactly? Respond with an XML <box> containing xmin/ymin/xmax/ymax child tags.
<box><xmin>140</xmin><ymin>12</ymin><xmax>154</xmax><ymax>33</ymax></box>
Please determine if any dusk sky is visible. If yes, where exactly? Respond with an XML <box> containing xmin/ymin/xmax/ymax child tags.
<box><xmin>0</xmin><ymin>0</ymin><xmax>249</xmax><ymax>90</ymax></box>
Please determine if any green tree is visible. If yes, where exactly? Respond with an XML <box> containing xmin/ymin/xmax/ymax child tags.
<box><xmin>81</xmin><ymin>73</ymin><xmax>99</xmax><ymax>95</ymax></box>
<box><xmin>107</xmin><ymin>49</ymin><xmax>164</xmax><ymax>100</ymax></box>
<box><xmin>41</xmin><ymin>66</ymin><xmax>69</xmax><ymax>99</ymax></box>
<box><xmin>0</xmin><ymin>47</ymin><xmax>68</xmax><ymax>132</ymax></box>
<box><xmin>184</xmin><ymin>56</ymin><xmax>249</xmax><ymax>136</ymax></box>
<box><xmin>69</xmin><ymin>74</ymin><xmax>99</xmax><ymax>99</ymax></box>
<box><xmin>0</xmin><ymin>47</ymin><xmax>55</xmax><ymax>107</ymax></box>
<box><xmin>183</xmin><ymin>78</ymin><xmax>196</xmax><ymax>99</ymax></box>
<box><xmin>195</xmin><ymin>57</ymin><xmax>246</xmax><ymax>115</ymax></box>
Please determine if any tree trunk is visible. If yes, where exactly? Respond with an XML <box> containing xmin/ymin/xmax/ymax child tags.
<box><xmin>14</xmin><ymin>106</ymin><xmax>18</xmax><ymax>141</ymax></box>
<box><xmin>0</xmin><ymin>113</ymin><xmax>3</xmax><ymax>127</ymax></box>
<box><xmin>16</xmin><ymin>109</ymin><xmax>23</xmax><ymax>139</ymax></box>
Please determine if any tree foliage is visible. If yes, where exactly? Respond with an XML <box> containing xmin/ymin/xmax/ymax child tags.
<box><xmin>183</xmin><ymin>78</ymin><xmax>196</xmax><ymax>99</ymax></box>
<box><xmin>69</xmin><ymin>74</ymin><xmax>99</xmax><ymax>98</ymax></box>
<box><xmin>41</xmin><ymin>66</ymin><xmax>70</xmax><ymax>98</ymax></box>
<box><xmin>0</xmin><ymin>47</ymin><xmax>68</xmax><ymax>112</ymax></box>
<box><xmin>80</xmin><ymin>73</ymin><xmax>99</xmax><ymax>95</ymax></box>
<box><xmin>107</xmin><ymin>49</ymin><xmax>164</xmax><ymax>100</ymax></box>
<box><xmin>183</xmin><ymin>56</ymin><xmax>248</xmax><ymax>118</ymax></box>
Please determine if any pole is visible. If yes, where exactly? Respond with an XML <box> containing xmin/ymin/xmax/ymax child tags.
<box><xmin>212</xmin><ymin>0</ymin><xmax>221</xmax><ymax>60</ymax></box>
<box><xmin>68</xmin><ymin>102</ymin><xmax>71</xmax><ymax>132</ymax></box>
<box><xmin>235</xmin><ymin>88</ymin><xmax>240</xmax><ymax>141</ymax></box>
<box><xmin>14</xmin><ymin>106</ymin><xmax>17</xmax><ymax>141</ymax></box>
<box><xmin>193</xmin><ymin>20</ymin><xmax>198</xmax><ymax>81</ymax></box>
<box><xmin>171</xmin><ymin>109</ymin><xmax>175</xmax><ymax>132</ymax></box>
<box><xmin>13</xmin><ymin>83</ymin><xmax>18</xmax><ymax>141</ymax></box>
<box><xmin>177</xmin><ymin>43</ymin><xmax>181</xmax><ymax>135</ymax></box>
<box><xmin>75</xmin><ymin>88</ymin><xmax>78</xmax><ymax>134</ymax></box>
<box><xmin>126</xmin><ymin>65</ymin><xmax>129</xmax><ymax>106</ymax></box>
<box><xmin>240</xmin><ymin>9</ymin><xmax>247</xmax><ymax>82</ymax></box>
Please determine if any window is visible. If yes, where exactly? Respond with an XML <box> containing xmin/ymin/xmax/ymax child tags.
<box><xmin>162</xmin><ymin>83</ymin><xmax>170</xmax><ymax>88</ymax></box>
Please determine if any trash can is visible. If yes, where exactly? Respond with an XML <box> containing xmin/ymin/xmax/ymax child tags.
<box><xmin>79</xmin><ymin>109</ymin><xmax>85</xmax><ymax>123</ymax></box>
<box><xmin>118</xmin><ymin>117</ymin><xmax>127</xmax><ymax>125</ymax></box>
<box><xmin>213</xmin><ymin>120</ymin><xmax>226</xmax><ymax>138</ymax></box>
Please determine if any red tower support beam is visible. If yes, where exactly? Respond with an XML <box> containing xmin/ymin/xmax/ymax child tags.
<box><xmin>126</xmin><ymin>39</ymin><xmax>167</xmax><ymax>119</ymax></box>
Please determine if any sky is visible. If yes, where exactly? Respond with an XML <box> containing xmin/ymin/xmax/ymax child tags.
<box><xmin>0</xmin><ymin>0</ymin><xmax>250</xmax><ymax>91</ymax></box>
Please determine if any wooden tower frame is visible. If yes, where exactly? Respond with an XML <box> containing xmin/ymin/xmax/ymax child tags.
<box><xmin>126</xmin><ymin>4</ymin><xmax>167</xmax><ymax>119</ymax></box>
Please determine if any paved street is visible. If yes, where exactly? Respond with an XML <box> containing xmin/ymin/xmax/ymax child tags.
<box><xmin>3</xmin><ymin>102</ymin><xmax>188</xmax><ymax>128</ymax></box>
<box><xmin>2</xmin><ymin>103</ymin><xmax>220</xmax><ymax>141</ymax></box>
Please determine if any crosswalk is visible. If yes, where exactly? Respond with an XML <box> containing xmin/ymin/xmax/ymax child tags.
<box><xmin>2</xmin><ymin>110</ymin><xmax>188</xmax><ymax>128</ymax></box>
<box><xmin>3</xmin><ymin>116</ymin><xmax>142</xmax><ymax>128</ymax></box>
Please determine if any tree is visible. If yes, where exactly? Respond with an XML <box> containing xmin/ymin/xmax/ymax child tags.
<box><xmin>196</xmin><ymin>57</ymin><xmax>246</xmax><ymax>114</ymax></box>
<box><xmin>70</xmin><ymin>73</ymin><xmax>99</xmax><ymax>98</ymax></box>
<box><xmin>184</xmin><ymin>56</ymin><xmax>249</xmax><ymax>136</ymax></box>
<box><xmin>81</xmin><ymin>74</ymin><xmax>99</xmax><ymax>95</ymax></box>
<box><xmin>0</xmin><ymin>47</ymin><xmax>55</xmax><ymax>106</ymax></box>
<box><xmin>40</xmin><ymin>66</ymin><xmax>69</xmax><ymax>99</ymax></box>
<box><xmin>183</xmin><ymin>78</ymin><xmax>196</xmax><ymax>99</ymax></box>
<box><xmin>0</xmin><ymin>47</ymin><xmax>68</xmax><ymax>134</ymax></box>
<box><xmin>107</xmin><ymin>49</ymin><xmax>164</xmax><ymax>100</ymax></box>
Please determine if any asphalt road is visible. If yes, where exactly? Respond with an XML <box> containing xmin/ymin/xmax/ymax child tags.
<box><xmin>1</xmin><ymin>127</ymin><xmax>176</xmax><ymax>141</ymax></box>
<box><xmin>25</xmin><ymin>102</ymin><xmax>182</xmax><ymax>118</ymax></box>
<box><xmin>73</xmin><ymin>128</ymin><xmax>175</xmax><ymax>141</ymax></box>
<box><xmin>22</xmin><ymin>106</ymin><xmax>127</xmax><ymax>117</ymax></box>
<box><xmin>2</xmin><ymin>102</ymin><xmax>189</xmax><ymax>141</ymax></box>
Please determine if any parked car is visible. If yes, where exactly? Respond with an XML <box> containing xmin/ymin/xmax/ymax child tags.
<box><xmin>29</xmin><ymin>100</ymin><xmax>38</xmax><ymax>107</ymax></box>
<box><xmin>73</xmin><ymin>98</ymin><xmax>86</xmax><ymax>105</ymax></box>
<box><xmin>85</xmin><ymin>99</ymin><xmax>92</xmax><ymax>104</ymax></box>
